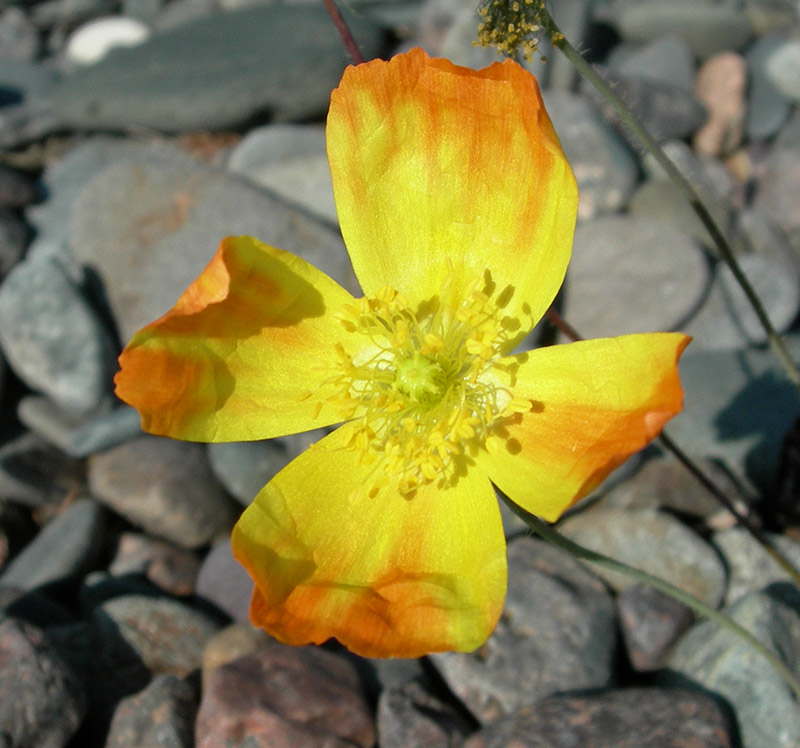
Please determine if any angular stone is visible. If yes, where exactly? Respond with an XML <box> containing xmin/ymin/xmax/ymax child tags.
<box><xmin>106</xmin><ymin>673</ymin><xmax>197</xmax><ymax>748</ymax></box>
<box><xmin>0</xmin><ymin>431</ymin><xmax>85</xmax><ymax>507</ymax></box>
<box><xmin>0</xmin><ymin>255</ymin><xmax>117</xmax><ymax>415</ymax></box>
<box><xmin>559</xmin><ymin>506</ymin><xmax>726</xmax><ymax>606</ymax></box>
<box><xmin>663</xmin><ymin>588</ymin><xmax>800</xmax><ymax>748</ymax></box>
<box><xmin>564</xmin><ymin>215</ymin><xmax>709</xmax><ymax>338</ymax></box>
<box><xmin>54</xmin><ymin>4</ymin><xmax>385</xmax><ymax>131</ymax></box>
<box><xmin>377</xmin><ymin>676</ymin><xmax>472</xmax><ymax>748</ymax></box>
<box><xmin>713</xmin><ymin>527</ymin><xmax>800</xmax><ymax>605</ymax></box>
<box><xmin>201</xmin><ymin>622</ymin><xmax>271</xmax><ymax>692</ymax></box>
<box><xmin>0</xmin><ymin>497</ymin><xmax>107</xmax><ymax>592</ymax></box>
<box><xmin>0</xmin><ymin>617</ymin><xmax>86</xmax><ymax>748</ymax></box>
<box><xmin>463</xmin><ymin>687</ymin><xmax>733</xmax><ymax>748</ymax></box>
<box><xmin>109</xmin><ymin>532</ymin><xmax>201</xmax><ymax>597</ymax></box>
<box><xmin>69</xmin><ymin>157</ymin><xmax>358</xmax><ymax>342</ymax></box>
<box><xmin>618</xmin><ymin>583</ymin><xmax>694</xmax><ymax>671</ymax></box>
<box><xmin>196</xmin><ymin>639</ymin><xmax>375</xmax><ymax>748</ymax></box>
<box><xmin>430</xmin><ymin>537</ymin><xmax>616</xmax><ymax>724</ymax></box>
<box><xmin>607</xmin><ymin>35</ymin><xmax>695</xmax><ymax>91</ymax></box>
<box><xmin>88</xmin><ymin>434</ymin><xmax>239</xmax><ymax>548</ymax></box>
<box><xmin>195</xmin><ymin>538</ymin><xmax>253</xmax><ymax>623</ymax></box>
<box><xmin>100</xmin><ymin>594</ymin><xmax>221</xmax><ymax>677</ymax></box>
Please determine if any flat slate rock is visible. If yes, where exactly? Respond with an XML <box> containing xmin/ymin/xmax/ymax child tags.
<box><xmin>53</xmin><ymin>4</ymin><xmax>386</xmax><ymax>131</ymax></box>
<box><xmin>463</xmin><ymin>688</ymin><xmax>732</xmax><ymax>748</ymax></box>
<box><xmin>430</xmin><ymin>536</ymin><xmax>616</xmax><ymax>724</ymax></box>
<box><xmin>0</xmin><ymin>497</ymin><xmax>107</xmax><ymax>592</ymax></box>
<box><xmin>69</xmin><ymin>157</ymin><xmax>358</xmax><ymax>342</ymax></box>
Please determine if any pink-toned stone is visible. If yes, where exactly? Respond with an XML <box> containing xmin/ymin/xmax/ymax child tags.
<box><xmin>693</xmin><ymin>52</ymin><xmax>747</xmax><ymax>156</ymax></box>
<box><xmin>195</xmin><ymin>638</ymin><xmax>375</xmax><ymax>748</ymax></box>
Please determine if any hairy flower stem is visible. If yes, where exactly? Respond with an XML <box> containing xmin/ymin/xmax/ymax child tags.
<box><xmin>533</xmin><ymin>6</ymin><xmax>800</xmax><ymax>386</ymax></box>
<box><xmin>503</xmin><ymin>495</ymin><xmax>800</xmax><ymax>701</ymax></box>
<box><xmin>322</xmin><ymin>0</ymin><xmax>365</xmax><ymax>64</ymax></box>
<box><xmin>546</xmin><ymin>304</ymin><xmax>800</xmax><ymax>588</ymax></box>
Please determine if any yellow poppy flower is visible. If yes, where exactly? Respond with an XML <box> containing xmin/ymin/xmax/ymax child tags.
<box><xmin>115</xmin><ymin>48</ymin><xmax>689</xmax><ymax>658</ymax></box>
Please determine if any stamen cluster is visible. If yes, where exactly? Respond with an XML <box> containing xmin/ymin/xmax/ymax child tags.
<box><xmin>317</xmin><ymin>280</ymin><xmax>531</xmax><ymax>496</ymax></box>
<box><xmin>476</xmin><ymin>0</ymin><xmax>554</xmax><ymax>62</ymax></box>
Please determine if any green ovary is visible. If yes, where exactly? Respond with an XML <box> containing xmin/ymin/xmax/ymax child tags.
<box><xmin>393</xmin><ymin>353</ymin><xmax>447</xmax><ymax>405</ymax></box>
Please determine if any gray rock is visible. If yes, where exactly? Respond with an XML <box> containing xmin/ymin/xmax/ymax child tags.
<box><xmin>0</xmin><ymin>255</ymin><xmax>118</xmax><ymax>415</ymax></box>
<box><xmin>584</xmin><ymin>69</ymin><xmax>707</xmax><ymax>142</ymax></box>
<box><xmin>227</xmin><ymin>124</ymin><xmax>337</xmax><ymax>224</ymax></box>
<box><xmin>616</xmin><ymin>2</ymin><xmax>752</xmax><ymax>59</ymax></box>
<box><xmin>666</xmin><ymin>338</ymin><xmax>800</xmax><ymax>491</ymax></box>
<box><xmin>69</xmin><ymin>157</ymin><xmax>358</xmax><ymax>343</ymax></box>
<box><xmin>746</xmin><ymin>34</ymin><xmax>793</xmax><ymax>141</ymax></box>
<box><xmin>628</xmin><ymin>178</ymin><xmax>731</xmax><ymax>252</ymax></box>
<box><xmin>31</xmin><ymin>0</ymin><xmax>118</xmax><ymax>28</ymax></box>
<box><xmin>775</xmin><ymin>108</ymin><xmax>800</xmax><ymax>151</ymax></box>
<box><xmin>563</xmin><ymin>215</ymin><xmax>710</xmax><ymax>338</ymax></box>
<box><xmin>685</xmin><ymin>253</ymin><xmax>800</xmax><ymax>350</ymax></box>
<box><xmin>195</xmin><ymin>538</ymin><xmax>253</xmax><ymax>623</ymax></box>
<box><xmin>754</xmin><ymin>145</ymin><xmax>800</xmax><ymax>235</ymax></box>
<box><xmin>618</xmin><ymin>583</ymin><xmax>694</xmax><ymax>671</ymax></box>
<box><xmin>541</xmin><ymin>90</ymin><xmax>639</xmax><ymax>219</ymax></box>
<box><xmin>559</xmin><ymin>506</ymin><xmax>726</xmax><ymax>606</ymax></box>
<box><xmin>765</xmin><ymin>38</ymin><xmax>800</xmax><ymax>102</ymax></box>
<box><xmin>27</xmin><ymin>136</ymin><xmax>194</xmax><ymax>262</ymax></box>
<box><xmin>714</xmin><ymin>527</ymin><xmax>800</xmax><ymax>605</ymax></box>
<box><xmin>123</xmin><ymin>0</ymin><xmax>165</xmax><ymax>25</ymax></box>
<box><xmin>100</xmin><ymin>594</ymin><xmax>221</xmax><ymax>677</ymax></box>
<box><xmin>0</xmin><ymin>209</ymin><xmax>28</xmax><ymax>278</ymax></box>
<box><xmin>377</xmin><ymin>676</ymin><xmax>473</xmax><ymax>748</ymax></box>
<box><xmin>89</xmin><ymin>434</ymin><xmax>239</xmax><ymax>548</ymax></box>
<box><xmin>462</xmin><ymin>688</ymin><xmax>733</xmax><ymax>748</ymax></box>
<box><xmin>18</xmin><ymin>397</ymin><xmax>143</xmax><ymax>457</ymax></box>
<box><xmin>0</xmin><ymin>7</ymin><xmax>39</xmax><ymax>60</ymax></box>
<box><xmin>106</xmin><ymin>673</ymin><xmax>197</xmax><ymax>748</ymax></box>
<box><xmin>0</xmin><ymin>498</ymin><xmax>107</xmax><ymax>592</ymax></box>
<box><xmin>607</xmin><ymin>35</ymin><xmax>695</xmax><ymax>91</ymax></box>
<box><xmin>109</xmin><ymin>532</ymin><xmax>201</xmax><ymax>598</ymax></box>
<box><xmin>54</xmin><ymin>4</ymin><xmax>385</xmax><ymax>131</ymax></box>
<box><xmin>663</xmin><ymin>587</ymin><xmax>800</xmax><ymax>748</ymax></box>
<box><xmin>201</xmin><ymin>621</ymin><xmax>271</xmax><ymax>692</ymax></box>
<box><xmin>0</xmin><ymin>618</ymin><xmax>86</xmax><ymax>748</ymax></box>
<box><xmin>0</xmin><ymin>163</ymin><xmax>40</xmax><ymax>208</ymax></box>
<box><xmin>0</xmin><ymin>57</ymin><xmax>61</xmax><ymax>149</ymax></box>
<box><xmin>602</xmin><ymin>454</ymin><xmax>750</xmax><ymax>528</ymax></box>
<box><xmin>430</xmin><ymin>537</ymin><xmax>616</xmax><ymax>724</ymax></box>
<box><xmin>207</xmin><ymin>428</ymin><xmax>327</xmax><ymax>507</ymax></box>
<box><xmin>196</xmin><ymin>638</ymin><xmax>375</xmax><ymax>748</ymax></box>
<box><xmin>0</xmin><ymin>431</ymin><xmax>86</xmax><ymax>507</ymax></box>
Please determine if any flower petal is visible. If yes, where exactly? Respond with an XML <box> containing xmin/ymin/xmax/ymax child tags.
<box><xmin>232</xmin><ymin>428</ymin><xmax>507</xmax><ymax>658</ymax></box>
<box><xmin>115</xmin><ymin>235</ymin><xmax>355</xmax><ymax>441</ymax></box>
<box><xmin>327</xmin><ymin>48</ymin><xmax>577</xmax><ymax>337</ymax></box>
<box><xmin>478</xmin><ymin>333</ymin><xmax>690</xmax><ymax>522</ymax></box>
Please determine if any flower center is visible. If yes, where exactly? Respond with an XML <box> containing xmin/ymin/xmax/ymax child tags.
<box><xmin>394</xmin><ymin>353</ymin><xmax>446</xmax><ymax>404</ymax></box>
<box><xmin>315</xmin><ymin>277</ymin><xmax>531</xmax><ymax>497</ymax></box>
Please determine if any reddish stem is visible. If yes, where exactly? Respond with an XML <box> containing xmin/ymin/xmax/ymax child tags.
<box><xmin>322</xmin><ymin>0</ymin><xmax>365</xmax><ymax>65</ymax></box>
<box><xmin>545</xmin><ymin>307</ymin><xmax>582</xmax><ymax>342</ymax></box>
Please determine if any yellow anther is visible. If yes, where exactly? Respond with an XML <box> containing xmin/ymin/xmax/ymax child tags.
<box><xmin>506</xmin><ymin>398</ymin><xmax>533</xmax><ymax>414</ymax></box>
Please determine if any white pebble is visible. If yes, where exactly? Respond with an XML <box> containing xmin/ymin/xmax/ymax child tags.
<box><xmin>65</xmin><ymin>17</ymin><xmax>151</xmax><ymax>66</ymax></box>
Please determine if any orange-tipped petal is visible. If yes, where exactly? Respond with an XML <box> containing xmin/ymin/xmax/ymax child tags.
<box><xmin>327</xmin><ymin>48</ymin><xmax>577</xmax><ymax>342</ymax></box>
<box><xmin>478</xmin><ymin>333</ymin><xmax>690</xmax><ymax>522</ymax></box>
<box><xmin>232</xmin><ymin>428</ymin><xmax>507</xmax><ymax>658</ymax></box>
<box><xmin>115</xmin><ymin>236</ymin><xmax>355</xmax><ymax>441</ymax></box>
